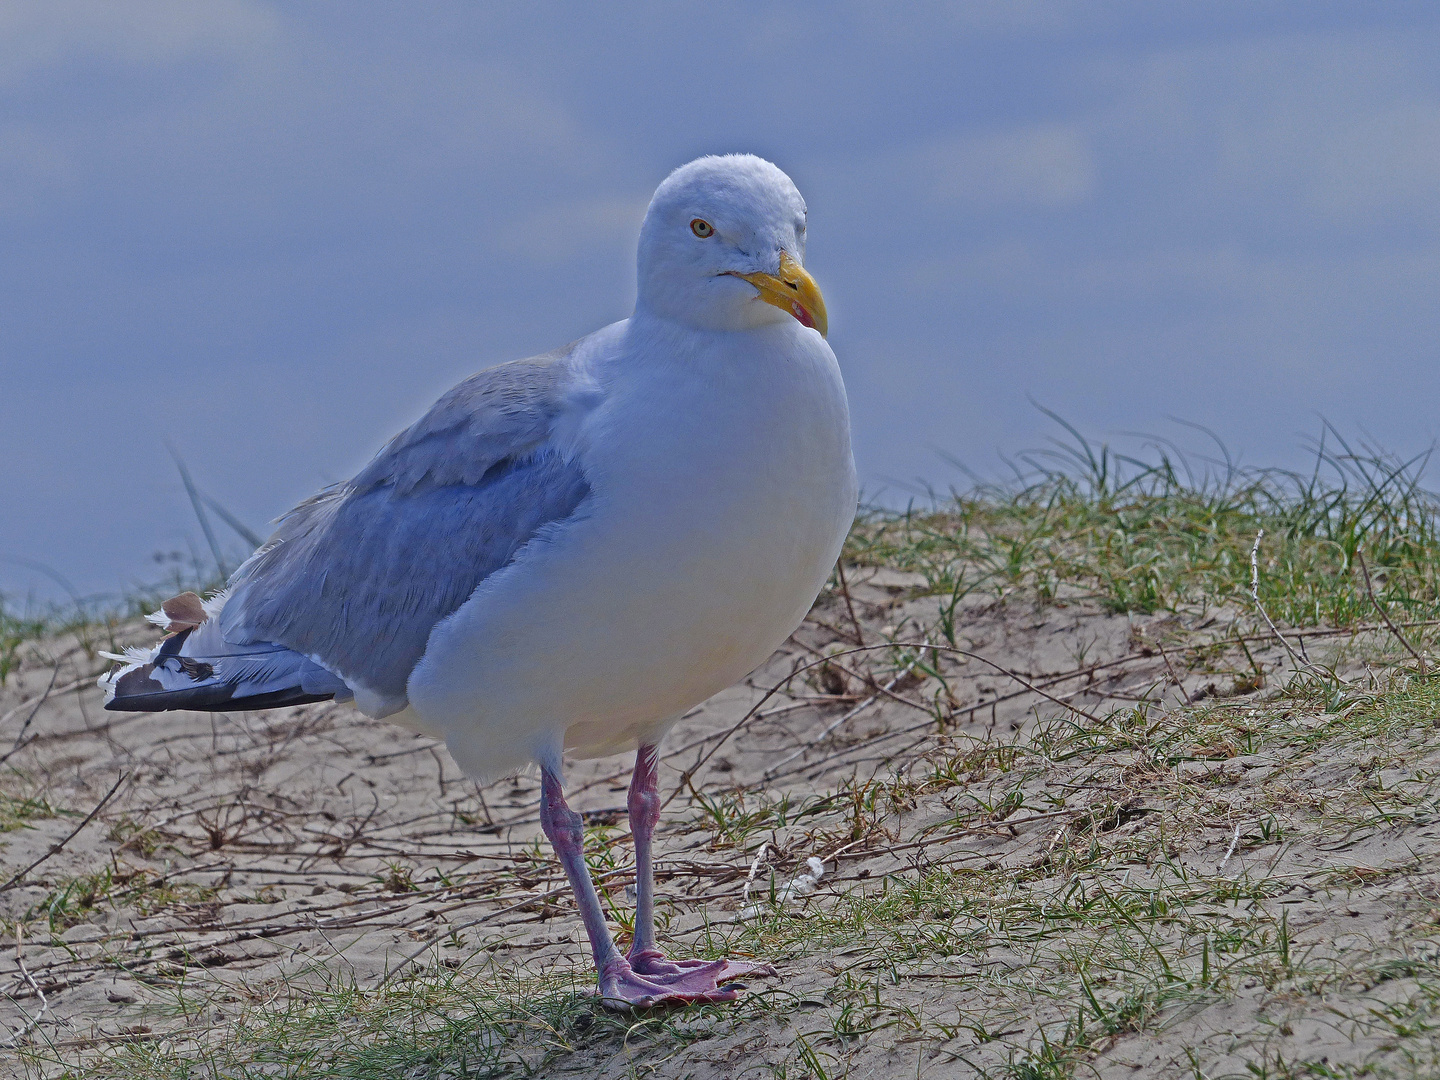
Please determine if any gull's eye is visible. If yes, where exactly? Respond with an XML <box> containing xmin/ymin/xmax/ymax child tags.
<box><xmin>690</xmin><ymin>218</ymin><xmax>714</xmax><ymax>238</ymax></box>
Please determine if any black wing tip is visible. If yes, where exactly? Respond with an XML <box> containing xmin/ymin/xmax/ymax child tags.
<box><xmin>104</xmin><ymin>642</ymin><xmax>339</xmax><ymax>714</ymax></box>
<box><xmin>105</xmin><ymin>685</ymin><xmax>336</xmax><ymax>713</ymax></box>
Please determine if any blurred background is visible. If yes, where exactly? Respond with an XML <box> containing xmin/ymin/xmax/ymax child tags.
<box><xmin>3</xmin><ymin>1</ymin><xmax>1439</xmax><ymax>603</ymax></box>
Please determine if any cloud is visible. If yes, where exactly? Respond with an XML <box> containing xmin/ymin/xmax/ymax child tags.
<box><xmin>1104</xmin><ymin>29</ymin><xmax>1440</xmax><ymax>231</ymax></box>
<box><xmin>915</xmin><ymin>125</ymin><xmax>1098</xmax><ymax>209</ymax></box>
<box><xmin>0</xmin><ymin>0</ymin><xmax>279</xmax><ymax>83</ymax></box>
<box><xmin>1263</xmin><ymin>100</ymin><xmax>1440</xmax><ymax>224</ymax></box>
<box><xmin>497</xmin><ymin>195</ymin><xmax>650</xmax><ymax>266</ymax></box>
<box><xmin>845</xmin><ymin>0</ymin><xmax>1079</xmax><ymax>36</ymax></box>
<box><xmin>0</xmin><ymin>5</ymin><xmax>618</xmax><ymax>250</ymax></box>
<box><xmin>0</xmin><ymin>0</ymin><xmax>283</xmax><ymax>220</ymax></box>
<box><xmin>0</xmin><ymin>124</ymin><xmax>75</xmax><ymax>214</ymax></box>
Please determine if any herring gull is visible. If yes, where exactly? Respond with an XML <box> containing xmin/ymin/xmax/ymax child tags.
<box><xmin>100</xmin><ymin>154</ymin><xmax>857</xmax><ymax>1008</ymax></box>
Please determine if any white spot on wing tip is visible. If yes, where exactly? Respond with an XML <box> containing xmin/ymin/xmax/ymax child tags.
<box><xmin>96</xmin><ymin>645</ymin><xmax>160</xmax><ymax>701</ymax></box>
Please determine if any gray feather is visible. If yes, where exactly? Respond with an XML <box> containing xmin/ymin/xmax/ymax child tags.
<box><xmin>352</xmin><ymin>346</ymin><xmax>581</xmax><ymax>495</ymax></box>
<box><xmin>218</xmin><ymin>346</ymin><xmax>594</xmax><ymax>716</ymax></box>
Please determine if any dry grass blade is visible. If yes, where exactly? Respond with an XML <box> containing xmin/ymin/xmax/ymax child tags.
<box><xmin>1356</xmin><ymin>545</ymin><xmax>1427</xmax><ymax>672</ymax></box>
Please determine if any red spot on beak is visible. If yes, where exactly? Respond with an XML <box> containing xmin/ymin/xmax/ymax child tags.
<box><xmin>791</xmin><ymin>301</ymin><xmax>816</xmax><ymax>329</ymax></box>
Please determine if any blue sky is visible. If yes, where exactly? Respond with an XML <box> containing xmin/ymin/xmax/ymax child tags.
<box><xmin>4</xmin><ymin>1</ymin><xmax>1440</xmax><ymax>602</ymax></box>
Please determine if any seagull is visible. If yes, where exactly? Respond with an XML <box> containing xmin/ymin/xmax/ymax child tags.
<box><xmin>100</xmin><ymin>154</ymin><xmax>857</xmax><ymax>1008</ymax></box>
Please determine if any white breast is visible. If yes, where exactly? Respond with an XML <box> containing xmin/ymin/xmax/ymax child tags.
<box><xmin>408</xmin><ymin>316</ymin><xmax>856</xmax><ymax>780</ymax></box>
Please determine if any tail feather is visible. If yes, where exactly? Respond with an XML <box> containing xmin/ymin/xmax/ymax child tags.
<box><xmin>100</xmin><ymin>592</ymin><xmax>352</xmax><ymax>713</ymax></box>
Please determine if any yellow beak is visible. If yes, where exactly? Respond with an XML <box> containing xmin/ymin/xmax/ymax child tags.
<box><xmin>732</xmin><ymin>251</ymin><xmax>828</xmax><ymax>337</ymax></box>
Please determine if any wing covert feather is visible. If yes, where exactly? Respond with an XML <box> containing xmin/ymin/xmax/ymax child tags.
<box><xmin>219</xmin><ymin>346</ymin><xmax>594</xmax><ymax>715</ymax></box>
<box><xmin>353</xmin><ymin>346</ymin><xmax>580</xmax><ymax>496</ymax></box>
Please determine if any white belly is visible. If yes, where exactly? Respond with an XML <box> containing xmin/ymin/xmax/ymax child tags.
<box><xmin>408</xmin><ymin>321</ymin><xmax>856</xmax><ymax>780</ymax></box>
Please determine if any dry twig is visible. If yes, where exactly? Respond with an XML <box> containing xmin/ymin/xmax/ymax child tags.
<box><xmin>1250</xmin><ymin>530</ymin><xmax>1304</xmax><ymax>668</ymax></box>
<box><xmin>1355</xmin><ymin>547</ymin><xmax>1427</xmax><ymax>673</ymax></box>
<box><xmin>0</xmin><ymin>773</ymin><xmax>128</xmax><ymax>893</ymax></box>
<box><xmin>834</xmin><ymin>560</ymin><xmax>866</xmax><ymax>648</ymax></box>
<box><xmin>1</xmin><ymin>923</ymin><xmax>50</xmax><ymax>1050</ymax></box>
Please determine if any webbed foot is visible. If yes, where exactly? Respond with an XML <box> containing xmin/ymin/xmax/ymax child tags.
<box><xmin>596</xmin><ymin>949</ymin><xmax>775</xmax><ymax>1010</ymax></box>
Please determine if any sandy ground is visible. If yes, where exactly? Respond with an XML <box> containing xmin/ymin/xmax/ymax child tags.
<box><xmin>3</xmin><ymin>570</ymin><xmax>1439</xmax><ymax>1077</ymax></box>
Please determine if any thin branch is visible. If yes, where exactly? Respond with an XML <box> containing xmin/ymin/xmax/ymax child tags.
<box><xmin>1218</xmin><ymin>824</ymin><xmax>1242</xmax><ymax>873</ymax></box>
<box><xmin>1250</xmin><ymin>530</ymin><xmax>1303</xmax><ymax>668</ymax></box>
<box><xmin>762</xmin><ymin>644</ymin><xmax>927</xmax><ymax>780</ymax></box>
<box><xmin>0</xmin><ymin>674</ymin><xmax>98</xmax><ymax>731</ymax></box>
<box><xmin>741</xmin><ymin>841</ymin><xmax>771</xmax><ymax>906</ymax></box>
<box><xmin>380</xmin><ymin>865</ymin><xmax>635</xmax><ymax>984</ymax></box>
<box><xmin>0</xmin><ymin>773</ymin><xmax>128</xmax><ymax>892</ymax></box>
<box><xmin>670</xmin><ymin>639</ymin><xmax>1109</xmax><ymax>807</ymax></box>
<box><xmin>7</xmin><ymin>665</ymin><xmax>58</xmax><ymax>751</ymax></box>
<box><xmin>1355</xmin><ymin>547</ymin><xmax>1426</xmax><ymax>673</ymax></box>
<box><xmin>834</xmin><ymin>560</ymin><xmax>866</xmax><ymax>648</ymax></box>
<box><xmin>0</xmin><ymin>923</ymin><xmax>49</xmax><ymax>1050</ymax></box>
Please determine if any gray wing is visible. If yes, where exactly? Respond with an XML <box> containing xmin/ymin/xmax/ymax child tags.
<box><xmin>219</xmin><ymin>345</ymin><xmax>595</xmax><ymax>716</ymax></box>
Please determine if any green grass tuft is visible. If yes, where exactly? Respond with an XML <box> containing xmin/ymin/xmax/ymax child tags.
<box><xmin>853</xmin><ymin>425</ymin><xmax>1440</xmax><ymax>627</ymax></box>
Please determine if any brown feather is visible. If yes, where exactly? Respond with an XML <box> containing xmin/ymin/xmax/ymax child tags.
<box><xmin>160</xmin><ymin>592</ymin><xmax>208</xmax><ymax>632</ymax></box>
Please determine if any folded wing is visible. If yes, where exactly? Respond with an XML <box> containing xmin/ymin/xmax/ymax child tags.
<box><xmin>103</xmin><ymin>345</ymin><xmax>597</xmax><ymax>715</ymax></box>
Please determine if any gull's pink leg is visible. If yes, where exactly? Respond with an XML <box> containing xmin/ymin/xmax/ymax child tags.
<box><xmin>538</xmin><ymin>757</ymin><xmax>761</xmax><ymax>1010</ymax></box>
<box><xmin>538</xmin><ymin>763</ymin><xmax>622</xmax><ymax>976</ymax></box>
<box><xmin>627</xmin><ymin>743</ymin><xmax>664</xmax><ymax>957</ymax></box>
<box><xmin>623</xmin><ymin>744</ymin><xmax>775</xmax><ymax>989</ymax></box>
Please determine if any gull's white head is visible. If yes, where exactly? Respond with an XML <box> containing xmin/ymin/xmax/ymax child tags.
<box><xmin>636</xmin><ymin>154</ymin><xmax>827</xmax><ymax>337</ymax></box>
